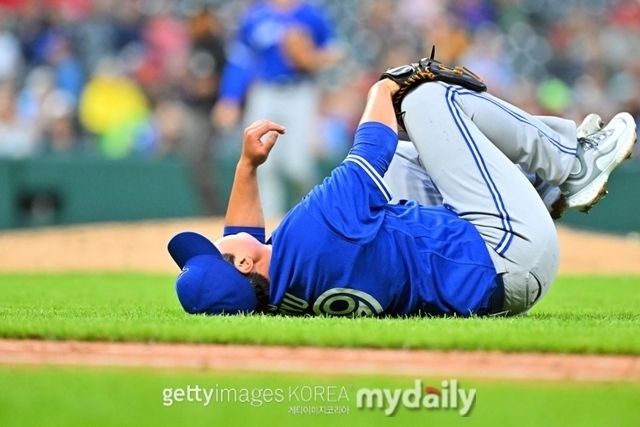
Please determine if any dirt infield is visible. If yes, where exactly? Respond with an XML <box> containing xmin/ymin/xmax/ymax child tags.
<box><xmin>2</xmin><ymin>219</ymin><xmax>640</xmax><ymax>274</ymax></box>
<box><xmin>1</xmin><ymin>219</ymin><xmax>639</xmax><ymax>380</ymax></box>
<box><xmin>2</xmin><ymin>340</ymin><xmax>640</xmax><ymax>382</ymax></box>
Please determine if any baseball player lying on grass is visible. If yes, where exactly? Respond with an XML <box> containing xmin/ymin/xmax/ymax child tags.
<box><xmin>168</xmin><ymin>55</ymin><xmax>637</xmax><ymax>317</ymax></box>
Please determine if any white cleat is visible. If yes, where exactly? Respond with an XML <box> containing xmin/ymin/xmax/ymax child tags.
<box><xmin>560</xmin><ymin>112</ymin><xmax>637</xmax><ymax>213</ymax></box>
<box><xmin>576</xmin><ymin>113</ymin><xmax>604</xmax><ymax>139</ymax></box>
<box><xmin>540</xmin><ymin>113</ymin><xmax>605</xmax><ymax>219</ymax></box>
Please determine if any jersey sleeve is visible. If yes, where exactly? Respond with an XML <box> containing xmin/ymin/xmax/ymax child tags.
<box><xmin>223</xmin><ymin>226</ymin><xmax>266</xmax><ymax>244</ymax></box>
<box><xmin>217</xmin><ymin>16</ymin><xmax>255</xmax><ymax>102</ymax></box>
<box><xmin>308</xmin><ymin>4</ymin><xmax>335</xmax><ymax>47</ymax></box>
<box><xmin>303</xmin><ymin>122</ymin><xmax>398</xmax><ymax>241</ymax></box>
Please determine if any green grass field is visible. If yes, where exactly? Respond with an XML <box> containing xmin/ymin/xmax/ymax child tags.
<box><xmin>0</xmin><ymin>273</ymin><xmax>639</xmax><ymax>353</ymax></box>
<box><xmin>1</xmin><ymin>272</ymin><xmax>639</xmax><ymax>426</ymax></box>
<box><xmin>1</xmin><ymin>367</ymin><xmax>639</xmax><ymax>427</ymax></box>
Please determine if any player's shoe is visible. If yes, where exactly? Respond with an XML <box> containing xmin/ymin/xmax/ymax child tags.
<box><xmin>539</xmin><ymin>113</ymin><xmax>604</xmax><ymax>219</ymax></box>
<box><xmin>560</xmin><ymin>112</ymin><xmax>637</xmax><ymax>213</ymax></box>
<box><xmin>576</xmin><ymin>113</ymin><xmax>604</xmax><ymax>139</ymax></box>
<box><xmin>548</xmin><ymin>192</ymin><xmax>568</xmax><ymax>220</ymax></box>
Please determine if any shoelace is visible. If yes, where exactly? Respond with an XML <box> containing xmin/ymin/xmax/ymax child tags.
<box><xmin>578</xmin><ymin>129</ymin><xmax>613</xmax><ymax>150</ymax></box>
<box><xmin>578</xmin><ymin>135</ymin><xmax>599</xmax><ymax>150</ymax></box>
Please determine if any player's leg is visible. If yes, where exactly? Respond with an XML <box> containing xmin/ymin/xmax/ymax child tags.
<box><xmin>542</xmin><ymin>113</ymin><xmax>603</xmax><ymax>140</ymax></box>
<box><xmin>443</xmin><ymin>86</ymin><xmax>578</xmax><ymax>185</ymax></box>
<box><xmin>533</xmin><ymin>113</ymin><xmax>605</xmax><ymax>217</ymax></box>
<box><xmin>412</xmin><ymin>85</ymin><xmax>633</xmax><ymax>214</ymax></box>
<box><xmin>385</xmin><ymin>139</ymin><xmax>443</xmax><ymax>206</ymax></box>
<box><xmin>250</xmin><ymin>82</ymin><xmax>321</xmax><ymax>219</ymax></box>
<box><xmin>277</xmin><ymin>82</ymin><xmax>321</xmax><ymax>208</ymax></box>
<box><xmin>402</xmin><ymin>82</ymin><xmax>560</xmax><ymax>315</ymax></box>
<box><xmin>385</xmin><ymin>141</ymin><xmax>568</xmax><ymax>220</ymax></box>
<box><xmin>450</xmin><ymin>87</ymin><xmax>636</xmax><ymax>212</ymax></box>
<box><xmin>256</xmin><ymin>145</ymin><xmax>286</xmax><ymax>219</ymax></box>
<box><xmin>403</xmin><ymin>82</ymin><xmax>635</xmax><ymax>314</ymax></box>
<box><xmin>387</xmin><ymin>114</ymin><xmax>603</xmax><ymax>217</ymax></box>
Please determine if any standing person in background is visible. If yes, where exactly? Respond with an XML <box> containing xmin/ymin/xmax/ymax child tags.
<box><xmin>213</xmin><ymin>0</ymin><xmax>342</xmax><ymax>219</ymax></box>
<box><xmin>182</xmin><ymin>8</ymin><xmax>227</xmax><ymax>215</ymax></box>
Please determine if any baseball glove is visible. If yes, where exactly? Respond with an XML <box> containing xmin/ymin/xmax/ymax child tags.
<box><xmin>380</xmin><ymin>46</ymin><xmax>487</xmax><ymax>130</ymax></box>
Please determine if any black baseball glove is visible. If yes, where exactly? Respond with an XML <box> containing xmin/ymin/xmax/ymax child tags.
<box><xmin>380</xmin><ymin>46</ymin><xmax>488</xmax><ymax>130</ymax></box>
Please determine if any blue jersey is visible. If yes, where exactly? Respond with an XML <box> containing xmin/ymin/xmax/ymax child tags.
<box><xmin>219</xmin><ymin>1</ymin><xmax>335</xmax><ymax>102</ymax></box>
<box><xmin>227</xmin><ymin>123</ymin><xmax>499</xmax><ymax>317</ymax></box>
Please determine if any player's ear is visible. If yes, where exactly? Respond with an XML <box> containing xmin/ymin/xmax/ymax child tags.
<box><xmin>234</xmin><ymin>256</ymin><xmax>254</xmax><ymax>275</ymax></box>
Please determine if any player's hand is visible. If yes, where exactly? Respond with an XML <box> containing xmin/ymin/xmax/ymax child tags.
<box><xmin>378</xmin><ymin>78</ymin><xmax>401</xmax><ymax>96</ymax></box>
<box><xmin>240</xmin><ymin>119</ymin><xmax>286</xmax><ymax>167</ymax></box>
<box><xmin>282</xmin><ymin>27</ymin><xmax>344</xmax><ymax>72</ymax></box>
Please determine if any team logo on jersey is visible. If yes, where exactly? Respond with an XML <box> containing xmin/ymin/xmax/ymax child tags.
<box><xmin>313</xmin><ymin>288</ymin><xmax>383</xmax><ymax>317</ymax></box>
<box><xmin>276</xmin><ymin>293</ymin><xmax>309</xmax><ymax>315</ymax></box>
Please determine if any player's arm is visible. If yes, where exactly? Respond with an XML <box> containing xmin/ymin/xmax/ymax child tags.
<box><xmin>360</xmin><ymin>80</ymin><xmax>400</xmax><ymax>130</ymax></box>
<box><xmin>213</xmin><ymin>63</ymin><xmax>253</xmax><ymax>129</ymax></box>
<box><xmin>224</xmin><ymin>120</ymin><xmax>286</xmax><ymax>229</ymax></box>
<box><xmin>218</xmin><ymin>14</ymin><xmax>255</xmax><ymax>104</ymax></box>
<box><xmin>343</xmin><ymin>79</ymin><xmax>401</xmax><ymax>180</ymax></box>
<box><xmin>303</xmin><ymin>80</ymin><xmax>402</xmax><ymax>241</ymax></box>
<box><xmin>282</xmin><ymin>27</ymin><xmax>342</xmax><ymax>72</ymax></box>
<box><xmin>282</xmin><ymin>4</ymin><xmax>341</xmax><ymax>73</ymax></box>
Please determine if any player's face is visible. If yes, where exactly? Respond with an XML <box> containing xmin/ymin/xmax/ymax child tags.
<box><xmin>214</xmin><ymin>232</ymin><xmax>261</xmax><ymax>259</ymax></box>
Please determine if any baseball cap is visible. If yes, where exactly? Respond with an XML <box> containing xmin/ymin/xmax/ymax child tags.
<box><xmin>167</xmin><ymin>231</ymin><xmax>258</xmax><ymax>315</ymax></box>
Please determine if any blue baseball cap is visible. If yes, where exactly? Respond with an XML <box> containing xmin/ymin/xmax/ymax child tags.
<box><xmin>167</xmin><ymin>231</ymin><xmax>257</xmax><ymax>315</ymax></box>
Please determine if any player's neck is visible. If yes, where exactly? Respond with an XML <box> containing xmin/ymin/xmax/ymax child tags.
<box><xmin>253</xmin><ymin>243</ymin><xmax>272</xmax><ymax>281</ymax></box>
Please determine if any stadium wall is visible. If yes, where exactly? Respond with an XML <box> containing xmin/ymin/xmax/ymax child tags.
<box><xmin>1</xmin><ymin>158</ymin><xmax>638</xmax><ymax>234</ymax></box>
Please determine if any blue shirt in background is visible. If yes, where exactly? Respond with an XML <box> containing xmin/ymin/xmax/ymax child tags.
<box><xmin>218</xmin><ymin>1</ymin><xmax>335</xmax><ymax>103</ymax></box>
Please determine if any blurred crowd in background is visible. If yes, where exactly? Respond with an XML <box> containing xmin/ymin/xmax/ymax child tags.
<box><xmin>0</xmin><ymin>0</ymin><xmax>639</xmax><ymax>214</ymax></box>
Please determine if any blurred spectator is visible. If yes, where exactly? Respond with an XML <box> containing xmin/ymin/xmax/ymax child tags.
<box><xmin>0</xmin><ymin>0</ymin><xmax>637</xmax><ymax>208</ymax></box>
<box><xmin>458</xmin><ymin>25</ymin><xmax>514</xmax><ymax>99</ymax></box>
<box><xmin>0</xmin><ymin>15</ymin><xmax>23</xmax><ymax>82</ymax></box>
<box><xmin>16</xmin><ymin>66</ymin><xmax>55</xmax><ymax>123</ymax></box>
<box><xmin>0</xmin><ymin>83</ymin><xmax>40</xmax><ymax>158</ymax></box>
<box><xmin>213</xmin><ymin>0</ymin><xmax>343</xmax><ymax>219</ymax></box>
<box><xmin>42</xmin><ymin>32</ymin><xmax>85</xmax><ymax>103</ymax></box>
<box><xmin>74</xmin><ymin>0</ymin><xmax>122</xmax><ymax>72</ymax></box>
<box><xmin>397</xmin><ymin>0</ymin><xmax>445</xmax><ymax>31</ymax></box>
<box><xmin>78</xmin><ymin>57</ymin><xmax>150</xmax><ymax>158</ymax></box>
<box><xmin>314</xmin><ymin>85</ymin><xmax>361</xmax><ymax>165</ymax></box>
<box><xmin>450</xmin><ymin>0</ymin><xmax>496</xmax><ymax>32</ymax></box>
<box><xmin>134</xmin><ymin>4</ymin><xmax>189</xmax><ymax>103</ymax></box>
<box><xmin>357</xmin><ymin>0</ymin><xmax>411</xmax><ymax>68</ymax></box>
<box><xmin>150</xmin><ymin>99</ymin><xmax>188</xmax><ymax>156</ymax></box>
<box><xmin>425</xmin><ymin>14</ymin><xmax>471</xmax><ymax>64</ymax></box>
<box><xmin>608</xmin><ymin>0</ymin><xmax>640</xmax><ymax>30</ymax></box>
<box><xmin>40</xmin><ymin>89</ymin><xmax>79</xmax><ymax>153</ymax></box>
